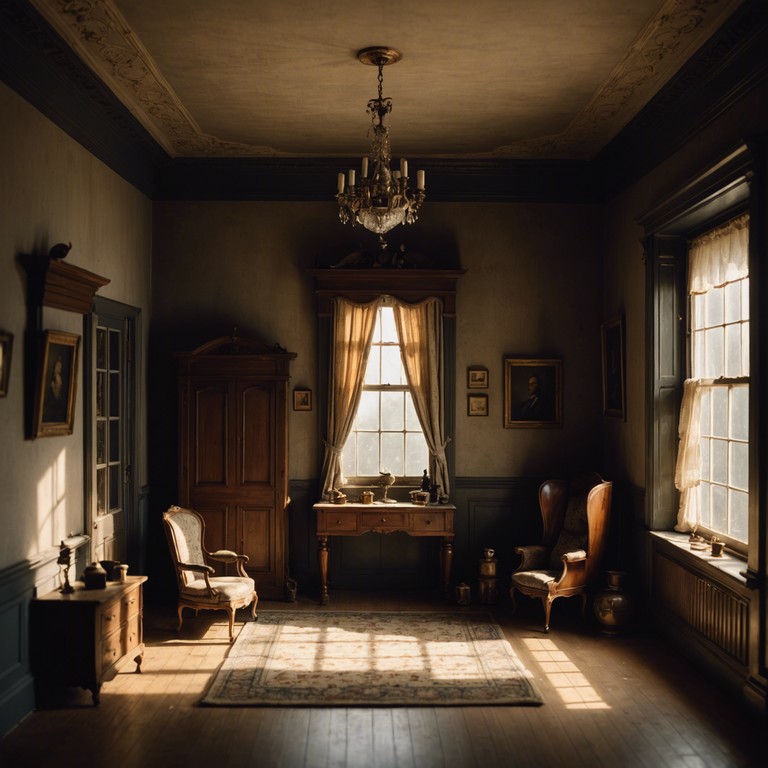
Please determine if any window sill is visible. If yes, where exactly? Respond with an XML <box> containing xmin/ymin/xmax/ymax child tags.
<box><xmin>650</xmin><ymin>531</ymin><xmax>747</xmax><ymax>587</ymax></box>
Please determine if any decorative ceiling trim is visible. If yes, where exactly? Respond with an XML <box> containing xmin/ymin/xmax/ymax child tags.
<box><xmin>495</xmin><ymin>0</ymin><xmax>743</xmax><ymax>159</ymax></box>
<box><xmin>29</xmin><ymin>0</ymin><xmax>282</xmax><ymax>158</ymax></box>
<box><xmin>29</xmin><ymin>0</ymin><xmax>743</xmax><ymax>161</ymax></box>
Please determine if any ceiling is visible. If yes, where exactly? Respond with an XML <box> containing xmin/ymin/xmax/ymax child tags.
<box><xmin>28</xmin><ymin>0</ymin><xmax>743</xmax><ymax>162</ymax></box>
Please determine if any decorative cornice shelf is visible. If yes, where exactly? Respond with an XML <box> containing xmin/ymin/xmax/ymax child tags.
<box><xmin>22</xmin><ymin>256</ymin><xmax>110</xmax><ymax>315</ymax></box>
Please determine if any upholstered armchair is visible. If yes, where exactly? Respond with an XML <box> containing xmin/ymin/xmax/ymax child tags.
<box><xmin>162</xmin><ymin>505</ymin><xmax>258</xmax><ymax>642</ymax></box>
<box><xmin>510</xmin><ymin>473</ymin><xmax>612</xmax><ymax>632</ymax></box>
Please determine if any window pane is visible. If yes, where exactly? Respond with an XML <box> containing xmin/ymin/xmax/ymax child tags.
<box><xmin>705</xmin><ymin>287</ymin><xmax>723</xmax><ymax>327</ymax></box>
<box><xmin>381</xmin><ymin>391</ymin><xmax>403</xmax><ymax>430</ymax></box>
<box><xmin>742</xmin><ymin>322</ymin><xmax>750</xmax><ymax>374</ymax></box>
<box><xmin>96</xmin><ymin>328</ymin><xmax>106</xmax><ymax>369</ymax></box>
<box><xmin>381</xmin><ymin>346</ymin><xmax>403</xmax><ymax>384</ymax></box>
<box><xmin>692</xmin><ymin>330</ymin><xmax>706</xmax><ymax>378</ymax></box>
<box><xmin>711</xmin><ymin>387</ymin><xmax>727</xmax><ymax>437</ymax></box>
<box><xmin>405</xmin><ymin>394</ymin><xmax>420</xmax><ymax>430</ymax></box>
<box><xmin>742</xmin><ymin>279</ymin><xmax>749</xmax><ymax>321</ymax></box>
<box><xmin>405</xmin><ymin>433</ymin><xmax>429</xmax><ymax>477</ymax></box>
<box><xmin>724</xmin><ymin>281</ymin><xmax>741</xmax><ymax>324</ymax></box>
<box><xmin>731</xmin><ymin>386</ymin><xmax>748</xmax><ymax>441</ymax></box>
<box><xmin>380</xmin><ymin>307</ymin><xmax>397</xmax><ymax>342</ymax></box>
<box><xmin>710</xmin><ymin>438</ymin><xmax>727</xmax><ymax>485</ymax></box>
<box><xmin>381</xmin><ymin>432</ymin><xmax>404</xmax><ymax>476</ymax></box>
<box><xmin>730</xmin><ymin>489</ymin><xmax>748</xmax><ymax>542</ymax></box>
<box><xmin>697</xmin><ymin>482</ymin><xmax>712</xmax><ymax>528</ymax></box>
<box><xmin>109</xmin><ymin>465</ymin><xmax>120</xmax><ymax>511</ymax></box>
<box><xmin>109</xmin><ymin>420</ymin><xmax>120</xmax><ymax>462</ymax></box>
<box><xmin>711</xmin><ymin>484</ymin><xmax>727</xmax><ymax>532</ymax></box>
<box><xmin>725</xmin><ymin>324</ymin><xmax>741</xmax><ymax>377</ymax></box>
<box><xmin>97</xmin><ymin>468</ymin><xmax>107</xmax><ymax>515</ymax></box>
<box><xmin>109</xmin><ymin>373</ymin><xmax>120</xmax><ymax>417</ymax></box>
<box><xmin>729</xmin><ymin>441</ymin><xmax>748</xmax><ymax>491</ymax></box>
<box><xmin>97</xmin><ymin>372</ymin><xmax>106</xmax><ymax>417</ymax></box>
<box><xmin>364</xmin><ymin>348</ymin><xmax>380</xmax><ymax>384</ymax></box>
<box><xmin>341</xmin><ymin>437</ymin><xmax>355</xmax><ymax>477</ymax></box>
<box><xmin>356</xmin><ymin>391</ymin><xmax>379</xmax><ymax>430</ymax></box>
<box><xmin>357</xmin><ymin>432</ymin><xmax>378</xmax><ymax>476</ymax></box>
<box><xmin>699</xmin><ymin>437</ymin><xmax>710</xmax><ymax>478</ymax></box>
<box><xmin>705</xmin><ymin>328</ymin><xmax>724</xmax><ymax>378</ymax></box>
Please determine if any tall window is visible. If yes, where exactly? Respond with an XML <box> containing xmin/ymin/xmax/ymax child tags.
<box><xmin>677</xmin><ymin>213</ymin><xmax>749</xmax><ymax>546</ymax></box>
<box><xmin>341</xmin><ymin>305</ymin><xmax>428</xmax><ymax>481</ymax></box>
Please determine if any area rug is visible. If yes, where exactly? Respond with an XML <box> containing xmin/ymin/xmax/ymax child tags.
<box><xmin>201</xmin><ymin>611</ymin><xmax>543</xmax><ymax>707</ymax></box>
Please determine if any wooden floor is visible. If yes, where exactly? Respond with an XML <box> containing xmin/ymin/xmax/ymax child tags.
<box><xmin>1</xmin><ymin>590</ymin><xmax>764</xmax><ymax>768</ymax></box>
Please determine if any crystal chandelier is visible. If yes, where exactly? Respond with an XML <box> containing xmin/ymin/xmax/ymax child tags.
<box><xmin>336</xmin><ymin>48</ymin><xmax>426</xmax><ymax>247</ymax></box>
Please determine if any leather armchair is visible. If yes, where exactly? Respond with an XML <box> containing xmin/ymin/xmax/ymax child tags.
<box><xmin>163</xmin><ymin>505</ymin><xmax>258</xmax><ymax>642</ymax></box>
<box><xmin>510</xmin><ymin>473</ymin><xmax>612</xmax><ymax>632</ymax></box>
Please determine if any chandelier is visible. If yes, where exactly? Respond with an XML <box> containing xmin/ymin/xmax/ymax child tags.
<box><xmin>336</xmin><ymin>47</ymin><xmax>425</xmax><ymax>247</ymax></box>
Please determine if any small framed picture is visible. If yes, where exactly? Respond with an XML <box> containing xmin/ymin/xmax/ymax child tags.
<box><xmin>467</xmin><ymin>393</ymin><xmax>488</xmax><ymax>417</ymax></box>
<box><xmin>601</xmin><ymin>315</ymin><xmax>626</xmax><ymax>420</ymax></box>
<box><xmin>503</xmin><ymin>357</ymin><xmax>562</xmax><ymax>428</ymax></box>
<box><xmin>467</xmin><ymin>366</ymin><xmax>489</xmax><ymax>389</ymax></box>
<box><xmin>33</xmin><ymin>330</ymin><xmax>81</xmax><ymax>437</ymax></box>
<box><xmin>293</xmin><ymin>389</ymin><xmax>312</xmax><ymax>411</ymax></box>
<box><xmin>0</xmin><ymin>331</ymin><xmax>12</xmax><ymax>397</ymax></box>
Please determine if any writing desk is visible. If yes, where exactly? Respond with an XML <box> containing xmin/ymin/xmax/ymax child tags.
<box><xmin>313</xmin><ymin>501</ymin><xmax>455</xmax><ymax>604</ymax></box>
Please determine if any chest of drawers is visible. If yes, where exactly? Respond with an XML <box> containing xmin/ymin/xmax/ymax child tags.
<box><xmin>31</xmin><ymin>575</ymin><xmax>147</xmax><ymax>705</ymax></box>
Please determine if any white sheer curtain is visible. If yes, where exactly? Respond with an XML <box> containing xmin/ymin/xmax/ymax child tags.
<box><xmin>393</xmin><ymin>298</ymin><xmax>451</xmax><ymax>496</ymax></box>
<box><xmin>320</xmin><ymin>297</ymin><xmax>380</xmax><ymax>498</ymax></box>
<box><xmin>674</xmin><ymin>213</ymin><xmax>749</xmax><ymax>530</ymax></box>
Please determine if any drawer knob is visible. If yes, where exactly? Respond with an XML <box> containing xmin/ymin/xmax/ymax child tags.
<box><xmin>336</xmin><ymin>520</ymin><xmax>343</xmax><ymax>525</ymax></box>
<box><xmin>380</xmin><ymin>517</ymin><xmax>387</xmax><ymax>523</ymax></box>
<box><xmin>425</xmin><ymin>519</ymin><xmax>432</xmax><ymax>525</ymax></box>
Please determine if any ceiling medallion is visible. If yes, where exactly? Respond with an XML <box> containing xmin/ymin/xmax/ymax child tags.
<box><xmin>336</xmin><ymin>47</ymin><xmax>426</xmax><ymax>249</ymax></box>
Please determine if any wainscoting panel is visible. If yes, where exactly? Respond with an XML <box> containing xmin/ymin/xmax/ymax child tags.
<box><xmin>0</xmin><ymin>562</ymin><xmax>36</xmax><ymax>737</ymax></box>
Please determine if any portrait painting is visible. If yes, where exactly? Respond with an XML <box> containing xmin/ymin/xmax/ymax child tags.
<box><xmin>503</xmin><ymin>357</ymin><xmax>562</xmax><ymax>428</ymax></box>
<box><xmin>293</xmin><ymin>388</ymin><xmax>312</xmax><ymax>411</ymax></box>
<box><xmin>34</xmin><ymin>330</ymin><xmax>80</xmax><ymax>437</ymax></box>
<box><xmin>601</xmin><ymin>315</ymin><xmax>626</xmax><ymax>419</ymax></box>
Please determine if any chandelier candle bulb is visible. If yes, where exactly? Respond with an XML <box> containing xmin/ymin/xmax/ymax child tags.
<box><xmin>348</xmin><ymin>169</ymin><xmax>356</xmax><ymax>188</ymax></box>
<box><xmin>417</xmin><ymin>170</ymin><xmax>425</xmax><ymax>190</ymax></box>
<box><xmin>337</xmin><ymin>173</ymin><xmax>345</xmax><ymax>194</ymax></box>
<box><xmin>400</xmin><ymin>158</ymin><xmax>408</xmax><ymax>178</ymax></box>
<box><xmin>362</xmin><ymin>157</ymin><xmax>369</xmax><ymax>177</ymax></box>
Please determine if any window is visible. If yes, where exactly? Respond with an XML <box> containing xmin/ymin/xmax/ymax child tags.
<box><xmin>682</xmin><ymin>214</ymin><xmax>750</xmax><ymax>546</ymax></box>
<box><xmin>340</xmin><ymin>305</ymin><xmax>428</xmax><ymax>482</ymax></box>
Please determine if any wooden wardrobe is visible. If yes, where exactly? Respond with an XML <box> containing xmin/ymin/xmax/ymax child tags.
<box><xmin>176</xmin><ymin>334</ymin><xmax>296</xmax><ymax>600</ymax></box>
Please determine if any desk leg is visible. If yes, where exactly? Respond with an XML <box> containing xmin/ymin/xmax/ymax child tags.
<box><xmin>317</xmin><ymin>536</ymin><xmax>329</xmax><ymax>605</ymax></box>
<box><xmin>441</xmin><ymin>537</ymin><xmax>453</xmax><ymax>599</ymax></box>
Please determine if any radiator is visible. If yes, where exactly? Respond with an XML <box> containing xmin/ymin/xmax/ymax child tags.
<box><xmin>654</xmin><ymin>552</ymin><xmax>749</xmax><ymax>666</ymax></box>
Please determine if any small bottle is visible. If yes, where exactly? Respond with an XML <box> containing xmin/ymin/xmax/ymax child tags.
<box><xmin>421</xmin><ymin>469</ymin><xmax>430</xmax><ymax>491</ymax></box>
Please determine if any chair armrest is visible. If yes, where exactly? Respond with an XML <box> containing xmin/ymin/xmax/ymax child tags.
<box><xmin>177</xmin><ymin>561</ymin><xmax>214</xmax><ymax>574</ymax></box>
<box><xmin>513</xmin><ymin>544</ymin><xmax>549</xmax><ymax>571</ymax></box>
<box><xmin>561</xmin><ymin>549</ymin><xmax>587</xmax><ymax>562</ymax></box>
<box><xmin>208</xmin><ymin>550</ymin><xmax>250</xmax><ymax>576</ymax></box>
<box><xmin>552</xmin><ymin>555</ymin><xmax>588</xmax><ymax>590</ymax></box>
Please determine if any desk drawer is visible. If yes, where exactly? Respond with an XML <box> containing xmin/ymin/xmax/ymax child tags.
<box><xmin>361</xmin><ymin>511</ymin><xmax>407</xmax><ymax>529</ymax></box>
<box><xmin>122</xmin><ymin>586</ymin><xmax>141</xmax><ymax>619</ymax></box>
<box><xmin>319</xmin><ymin>510</ymin><xmax>359</xmax><ymax>532</ymax></box>
<box><xmin>412</xmin><ymin>511</ymin><xmax>447</xmax><ymax>532</ymax></box>
<box><xmin>100</xmin><ymin>599</ymin><xmax>122</xmax><ymax>637</ymax></box>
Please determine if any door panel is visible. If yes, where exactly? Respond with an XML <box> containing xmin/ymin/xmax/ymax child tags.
<box><xmin>193</xmin><ymin>384</ymin><xmax>229</xmax><ymax>486</ymax></box>
<box><xmin>240</xmin><ymin>506</ymin><xmax>273</xmax><ymax>574</ymax></box>
<box><xmin>239</xmin><ymin>384</ymin><xmax>273</xmax><ymax>486</ymax></box>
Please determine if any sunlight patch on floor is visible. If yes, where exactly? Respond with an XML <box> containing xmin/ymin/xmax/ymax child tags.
<box><xmin>523</xmin><ymin>637</ymin><xmax>610</xmax><ymax>709</ymax></box>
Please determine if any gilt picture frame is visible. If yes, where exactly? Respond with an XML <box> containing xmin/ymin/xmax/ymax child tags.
<box><xmin>293</xmin><ymin>388</ymin><xmax>312</xmax><ymax>411</ymax></box>
<box><xmin>601</xmin><ymin>315</ymin><xmax>626</xmax><ymax>420</ymax></box>
<box><xmin>0</xmin><ymin>331</ymin><xmax>12</xmax><ymax>397</ymax></box>
<box><xmin>503</xmin><ymin>357</ymin><xmax>562</xmax><ymax>428</ymax></box>
<box><xmin>33</xmin><ymin>330</ymin><xmax>80</xmax><ymax>437</ymax></box>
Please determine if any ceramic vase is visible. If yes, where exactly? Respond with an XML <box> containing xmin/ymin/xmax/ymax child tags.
<box><xmin>593</xmin><ymin>570</ymin><xmax>633</xmax><ymax>635</ymax></box>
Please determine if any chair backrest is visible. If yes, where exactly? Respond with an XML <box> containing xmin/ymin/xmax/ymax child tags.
<box><xmin>163</xmin><ymin>506</ymin><xmax>207</xmax><ymax>588</ymax></box>
<box><xmin>540</xmin><ymin>473</ymin><xmax>612</xmax><ymax>576</ymax></box>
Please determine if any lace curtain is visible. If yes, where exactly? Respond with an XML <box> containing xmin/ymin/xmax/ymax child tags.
<box><xmin>674</xmin><ymin>213</ymin><xmax>749</xmax><ymax>531</ymax></box>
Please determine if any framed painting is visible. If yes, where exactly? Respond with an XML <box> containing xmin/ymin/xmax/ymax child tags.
<box><xmin>293</xmin><ymin>388</ymin><xmax>312</xmax><ymax>411</ymax></box>
<box><xmin>467</xmin><ymin>366</ymin><xmax>488</xmax><ymax>389</ymax></box>
<box><xmin>503</xmin><ymin>357</ymin><xmax>562</xmax><ymax>428</ymax></box>
<box><xmin>467</xmin><ymin>393</ymin><xmax>488</xmax><ymax>416</ymax></box>
<box><xmin>33</xmin><ymin>330</ymin><xmax>80</xmax><ymax>437</ymax></box>
<box><xmin>0</xmin><ymin>331</ymin><xmax>12</xmax><ymax>397</ymax></box>
<box><xmin>601</xmin><ymin>315</ymin><xmax>626</xmax><ymax>419</ymax></box>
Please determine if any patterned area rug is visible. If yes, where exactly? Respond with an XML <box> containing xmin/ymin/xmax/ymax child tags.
<box><xmin>201</xmin><ymin>611</ymin><xmax>543</xmax><ymax>707</ymax></box>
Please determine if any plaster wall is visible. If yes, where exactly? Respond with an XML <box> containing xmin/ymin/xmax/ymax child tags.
<box><xmin>0</xmin><ymin>81</ymin><xmax>152</xmax><ymax>571</ymax></box>
<box><xmin>151</xmin><ymin>198</ymin><xmax>604</xmax><ymax>494</ymax></box>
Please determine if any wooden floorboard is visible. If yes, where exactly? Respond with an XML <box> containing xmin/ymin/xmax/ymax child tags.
<box><xmin>1</xmin><ymin>590</ymin><xmax>764</xmax><ymax>768</ymax></box>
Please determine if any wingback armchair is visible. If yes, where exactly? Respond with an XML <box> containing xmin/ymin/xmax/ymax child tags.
<box><xmin>162</xmin><ymin>505</ymin><xmax>258</xmax><ymax>642</ymax></box>
<box><xmin>510</xmin><ymin>473</ymin><xmax>612</xmax><ymax>632</ymax></box>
